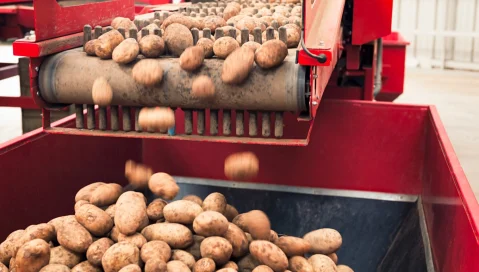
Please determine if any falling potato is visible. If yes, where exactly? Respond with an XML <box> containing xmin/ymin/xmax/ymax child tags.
<box><xmin>224</xmin><ymin>151</ymin><xmax>259</xmax><ymax>181</ymax></box>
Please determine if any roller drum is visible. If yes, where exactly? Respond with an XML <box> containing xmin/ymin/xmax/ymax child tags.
<box><xmin>39</xmin><ymin>49</ymin><xmax>306</xmax><ymax>112</ymax></box>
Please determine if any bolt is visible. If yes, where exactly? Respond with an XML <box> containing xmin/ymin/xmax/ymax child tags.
<box><xmin>319</xmin><ymin>41</ymin><xmax>325</xmax><ymax>47</ymax></box>
<box><xmin>36</xmin><ymin>92</ymin><xmax>40</xmax><ymax>96</ymax></box>
<box><xmin>35</xmin><ymin>67</ymin><xmax>39</xmax><ymax>72</ymax></box>
<box><xmin>312</xmin><ymin>101</ymin><xmax>318</xmax><ymax>106</ymax></box>
<box><xmin>313</xmin><ymin>74</ymin><xmax>318</xmax><ymax>79</ymax></box>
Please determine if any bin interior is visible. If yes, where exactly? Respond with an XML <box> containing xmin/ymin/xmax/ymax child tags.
<box><xmin>1</xmin><ymin>100</ymin><xmax>478</xmax><ymax>271</ymax></box>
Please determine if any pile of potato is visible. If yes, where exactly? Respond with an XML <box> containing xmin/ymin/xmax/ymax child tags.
<box><xmin>0</xmin><ymin>151</ymin><xmax>354</xmax><ymax>272</ymax></box>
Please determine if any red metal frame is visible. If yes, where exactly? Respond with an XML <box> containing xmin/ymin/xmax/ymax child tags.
<box><xmin>352</xmin><ymin>0</ymin><xmax>394</xmax><ymax>45</ymax></box>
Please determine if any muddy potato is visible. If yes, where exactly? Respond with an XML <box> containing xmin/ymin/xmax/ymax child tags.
<box><xmin>308</xmin><ymin>254</ymin><xmax>337</xmax><ymax>272</ymax></box>
<box><xmin>57</xmin><ymin>219</ymin><xmax>92</xmax><ymax>253</ymax></box>
<box><xmin>274</xmin><ymin>236</ymin><xmax>311</xmax><ymax>257</ymax></box>
<box><xmin>199</xmin><ymin>237</ymin><xmax>232</xmax><ymax>266</ymax></box>
<box><xmin>223</xmin><ymin>205</ymin><xmax>239</xmax><ymax>222</ymax></box>
<box><xmin>145</xmin><ymin>259</ymin><xmax>167</xmax><ymax>272</ymax></box>
<box><xmin>283</xmin><ymin>25</ymin><xmax>300</xmax><ymax>47</ymax></box>
<box><xmin>253</xmin><ymin>265</ymin><xmax>273</xmax><ymax>272</ymax></box>
<box><xmin>249</xmin><ymin>241</ymin><xmax>288</xmax><ymax>272</ymax></box>
<box><xmin>91</xmin><ymin>77</ymin><xmax>113</xmax><ymax>106</ymax></box>
<box><xmin>132</xmin><ymin>59</ymin><xmax>164</xmax><ymax>86</ymax></box>
<box><xmin>289</xmin><ymin>256</ymin><xmax>313</xmax><ymax>272</ymax></box>
<box><xmin>203</xmin><ymin>16</ymin><xmax>226</xmax><ymax>32</ymax></box>
<box><xmin>171</xmin><ymin>250</ymin><xmax>195</xmax><ymax>269</ymax></box>
<box><xmin>166</xmin><ymin>260</ymin><xmax>191</xmax><ymax>272</ymax></box>
<box><xmin>15</xmin><ymin>223</ymin><xmax>56</xmax><ymax>255</ymax></box>
<box><xmin>327</xmin><ymin>253</ymin><xmax>338</xmax><ymax>264</ymax></box>
<box><xmin>220</xmin><ymin>26</ymin><xmax>236</xmax><ymax>37</ymax></box>
<box><xmin>141</xmin><ymin>223</ymin><xmax>193</xmax><ymax>249</ymax></box>
<box><xmin>259</xmin><ymin>7</ymin><xmax>273</xmax><ymax>16</ymax></box>
<box><xmin>223</xmin><ymin>223</ymin><xmax>248</xmax><ymax>258</ymax></box>
<box><xmin>118</xmin><ymin>264</ymin><xmax>141</xmax><ymax>272</ymax></box>
<box><xmin>149</xmin><ymin>107</ymin><xmax>176</xmax><ymax>131</ymax></box>
<box><xmin>115</xmin><ymin>191</ymin><xmax>148</xmax><ymax>236</ymax></box>
<box><xmin>95</xmin><ymin>30</ymin><xmax>124</xmax><ymax>59</ymax></box>
<box><xmin>221</xmin><ymin>47</ymin><xmax>255</xmax><ymax>84</ymax></box>
<box><xmin>74</xmin><ymin>200</ymin><xmax>89</xmax><ymax>213</ymax></box>
<box><xmin>245</xmin><ymin>233</ymin><xmax>253</xmax><ymax>243</ymax></box>
<box><xmin>237</xmin><ymin>254</ymin><xmax>260</xmax><ymax>272</ymax></box>
<box><xmin>86</xmin><ymin>238</ymin><xmax>114</xmax><ymax>267</ymax></box>
<box><xmin>161</xmin><ymin>14</ymin><xmax>195</xmax><ymax>30</ymax></box>
<box><xmin>164</xmin><ymin>23</ymin><xmax>193</xmax><ymax>57</ymax></box>
<box><xmin>193</xmin><ymin>258</ymin><xmax>215</xmax><ymax>272</ymax></box>
<box><xmin>102</xmin><ymin>242</ymin><xmax>140</xmax><ymax>272</ymax></box>
<box><xmin>226</xmin><ymin>14</ymin><xmax>247</xmax><ymax>26</ymax></box>
<box><xmin>269</xmin><ymin>230</ymin><xmax>279</xmax><ymax>242</ymax></box>
<box><xmin>224</xmin><ymin>152</ymin><xmax>259</xmax><ymax>181</ymax></box>
<box><xmin>196</xmin><ymin>38</ymin><xmax>214</xmax><ymax>58</ymax></box>
<box><xmin>236</xmin><ymin>17</ymin><xmax>265</xmax><ymax>33</ymax></box>
<box><xmin>255</xmin><ymin>40</ymin><xmax>288</xmax><ymax>69</ymax></box>
<box><xmin>179</xmin><ymin>46</ymin><xmax>204</xmax><ymax>71</ymax></box>
<box><xmin>202</xmin><ymin>193</ymin><xmax>227</xmax><ymax>214</ymax></box>
<box><xmin>139</xmin><ymin>35</ymin><xmax>165</xmax><ymax>58</ymax></box>
<box><xmin>184</xmin><ymin>235</ymin><xmax>204</xmax><ymax>260</ymax></box>
<box><xmin>246</xmin><ymin>210</ymin><xmax>271</xmax><ymax>240</ymax></box>
<box><xmin>336</xmin><ymin>265</ymin><xmax>354</xmax><ymax>272</ymax></box>
<box><xmin>110</xmin><ymin>226</ymin><xmax>120</xmax><ymax>243</ymax></box>
<box><xmin>141</xmin><ymin>241</ymin><xmax>171</xmax><ymax>263</ymax></box>
<box><xmin>192</xmin><ymin>211</ymin><xmax>228</xmax><ymax>237</ymax></box>
<box><xmin>182</xmin><ymin>195</ymin><xmax>203</xmax><ymax>206</ymax></box>
<box><xmin>48</xmin><ymin>216</ymin><xmax>76</xmax><ymax>237</ymax></box>
<box><xmin>112</xmin><ymin>17</ymin><xmax>136</xmax><ymax>31</ymax></box>
<box><xmin>147</xmin><ymin>199</ymin><xmax>168</xmax><ymax>221</ymax></box>
<box><xmin>213</xmin><ymin>37</ymin><xmax>239</xmax><ymax>59</ymax></box>
<box><xmin>0</xmin><ymin>229</ymin><xmax>24</xmax><ymax>265</ymax></box>
<box><xmin>191</xmin><ymin>76</ymin><xmax>215</xmax><ymax>99</ymax></box>
<box><xmin>90</xmin><ymin>183</ymin><xmax>122</xmax><ymax>207</ymax></box>
<box><xmin>16</xmin><ymin>239</ymin><xmax>50</xmax><ymax>272</ymax></box>
<box><xmin>148</xmin><ymin>173</ymin><xmax>179</xmax><ymax>200</ymax></box>
<box><xmin>72</xmin><ymin>261</ymin><xmax>101</xmax><ymax>272</ymax></box>
<box><xmin>84</xmin><ymin>39</ymin><xmax>98</xmax><ymax>56</ymax></box>
<box><xmin>113</xmin><ymin>38</ymin><xmax>139</xmax><ymax>64</ymax></box>
<box><xmin>164</xmin><ymin>200</ymin><xmax>204</xmax><ymax>225</ymax></box>
<box><xmin>118</xmin><ymin>233</ymin><xmax>147</xmax><ymax>249</ymax></box>
<box><xmin>221</xmin><ymin>261</ymin><xmax>238</xmax><ymax>270</ymax></box>
<box><xmin>216</xmin><ymin>269</ymin><xmax>236</xmax><ymax>272</ymax></box>
<box><xmin>105</xmin><ymin>204</ymin><xmax>116</xmax><ymax>220</ymax></box>
<box><xmin>303</xmin><ymin>229</ymin><xmax>342</xmax><ymax>255</ymax></box>
<box><xmin>75</xmin><ymin>182</ymin><xmax>104</xmax><ymax>202</ymax></box>
<box><xmin>76</xmin><ymin>204</ymin><xmax>113</xmax><ymax>236</ymax></box>
<box><xmin>232</xmin><ymin>214</ymin><xmax>249</xmax><ymax>232</ymax></box>
<box><xmin>223</xmin><ymin>5</ymin><xmax>239</xmax><ymax>21</ymax></box>
<box><xmin>272</xmin><ymin>13</ymin><xmax>288</xmax><ymax>25</ymax></box>
<box><xmin>40</xmin><ymin>264</ymin><xmax>70</xmax><ymax>272</ymax></box>
<box><xmin>50</xmin><ymin>246</ymin><xmax>82</xmax><ymax>268</ymax></box>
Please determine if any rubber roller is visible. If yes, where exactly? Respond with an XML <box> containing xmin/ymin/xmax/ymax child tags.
<box><xmin>38</xmin><ymin>49</ymin><xmax>307</xmax><ymax>112</ymax></box>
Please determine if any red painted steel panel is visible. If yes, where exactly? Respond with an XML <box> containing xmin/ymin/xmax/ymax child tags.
<box><xmin>143</xmin><ymin>101</ymin><xmax>427</xmax><ymax>195</ymax></box>
<box><xmin>352</xmin><ymin>0</ymin><xmax>393</xmax><ymax>45</ymax></box>
<box><xmin>422</xmin><ymin>108</ymin><xmax>479</xmax><ymax>272</ymax></box>
<box><xmin>0</xmin><ymin>96</ymin><xmax>37</xmax><ymax>109</ymax></box>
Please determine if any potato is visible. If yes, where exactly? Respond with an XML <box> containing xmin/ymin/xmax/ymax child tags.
<box><xmin>91</xmin><ymin>77</ymin><xmax>113</xmax><ymax>106</ymax></box>
<box><xmin>139</xmin><ymin>107</ymin><xmax>175</xmax><ymax>131</ymax></box>
<box><xmin>193</xmin><ymin>258</ymin><xmax>215</xmax><ymax>272</ymax></box>
<box><xmin>308</xmin><ymin>254</ymin><xmax>337</xmax><ymax>272</ymax></box>
<box><xmin>57</xmin><ymin>219</ymin><xmax>92</xmax><ymax>253</ymax></box>
<box><xmin>147</xmin><ymin>199</ymin><xmax>168</xmax><ymax>221</ymax></box>
<box><xmin>163</xmin><ymin>200</ymin><xmax>203</xmax><ymax>225</ymax></box>
<box><xmin>184</xmin><ymin>235</ymin><xmax>204</xmax><ymax>261</ymax></box>
<box><xmin>148</xmin><ymin>173</ymin><xmax>179</xmax><ymax>200</ymax></box>
<box><xmin>274</xmin><ymin>236</ymin><xmax>310</xmax><ymax>257</ymax></box>
<box><xmin>113</xmin><ymin>38</ymin><xmax>139</xmax><ymax>64</ymax></box>
<box><xmin>245</xmin><ymin>233</ymin><xmax>253</xmax><ymax>243</ymax></box>
<box><xmin>336</xmin><ymin>265</ymin><xmax>353</xmax><ymax>272</ymax></box>
<box><xmin>132</xmin><ymin>59</ymin><xmax>164</xmax><ymax>86</ymax></box>
<box><xmin>145</xmin><ymin>259</ymin><xmax>167</xmax><ymax>272</ymax></box>
<box><xmin>283</xmin><ymin>25</ymin><xmax>300</xmax><ymax>48</ymax></box>
<box><xmin>95</xmin><ymin>30</ymin><xmax>124</xmax><ymax>59</ymax></box>
<box><xmin>246</xmin><ymin>210</ymin><xmax>271</xmax><ymax>240</ymax></box>
<box><xmin>0</xmin><ymin>229</ymin><xmax>24</xmax><ymax>265</ymax></box>
<box><xmin>179</xmin><ymin>46</ymin><xmax>204</xmax><ymax>71</ymax></box>
<box><xmin>166</xmin><ymin>260</ymin><xmax>191</xmax><ymax>272</ymax></box>
<box><xmin>223</xmin><ymin>5</ymin><xmax>239</xmax><ymax>21</ymax></box>
<box><xmin>90</xmin><ymin>183</ymin><xmax>123</xmax><ymax>207</ymax></box>
<box><xmin>118</xmin><ymin>233</ymin><xmax>147</xmax><ymax>249</ymax></box>
<box><xmin>260</xmin><ymin>16</ymin><xmax>274</xmax><ymax>26</ymax></box>
<box><xmin>171</xmin><ymin>250</ymin><xmax>195</xmax><ymax>269</ymax></box>
<box><xmin>75</xmin><ymin>182</ymin><xmax>104</xmax><ymax>202</ymax></box>
<box><xmin>192</xmin><ymin>211</ymin><xmax>228</xmax><ymax>237</ymax></box>
<box><xmin>16</xmin><ymin>239</ymin><xmax>50</xmax><ymax>272</ymax></box>
<box><xmin>237</xmin><ymin>254</ymin><xmax>260</xmax><ymax>272</ymax></box>
<box><xmin>115</xmin><ymin>191</ymin><xmax>148</xmax><ymax>236</ymax></box>
<box><xmin>216</xmin><ymin>269</ymin><xmax>236</xmax><ymax>272</ymax></box>
<box><xmin>49</xmin><ymin>246</ymin><xmax>82</xmax><ymax>268</ymax></box>
<box><xmin>139</xmin><ymin>35</ymin><xmax>165</xmax><ymax>58</ymax></box>
<box><xmin>288</xmin><ymin>256</ymin><xmax>313</xmax><ymax>272</ymax></box>
<box><xmin>191</xmin><ymin>17</ymin><xmax>205</xmax><ymax>30</ymax></box>
<box><xmin>249</xmin><ymin>241</ymin><xmax>288</xmax><ymax>272</ymax></box>
<box><xmin>201</xmin><ymin>193</ymin><xmax>226</xmax><ymax>214</ymax></box>
<box><xmin>223</xmin><ymin>223</ymin><xmax>248</xmax><ymax>258</ymax></box>
<box><xmin>86</xmin><ymin>238</ymin><xmax>114</xmax><ymax>267</ymax></box>
<box><xmin>84</xmin><ymin>39</ymin><xmax>98</xmax><ymax>56</ymax></box>
<box><xmin>223</xmin><ymin>205</ymin><xmax>239</xmax><ymax>222</ymax></box>
<box><xmin>112</xmin><ymin>17</ymin><xmax>136</xmax><ymax>31</ymax></box>
<box><xmin>272</xmin><ymin>13</ymin><xmax>288</xmax><ymax>25</ymax></box>
<box><xmin>48</xmin><ymin>216</ymin><xmax>76</xmax><ymax>237</ymax></box>
<box><xmin>125</xmin><ymin>160</ymin><xmax>153</xmax><ymax>189</ymax></box>
<box><xmin>199</xmin><ymin>237</ymin><xmax>232</xmax><ymax>266</ymax></box>
<box><xmin>102</xmin><ymin>242</ymin><xmax>140</xmax><ymax>272</ymax></box>
<box><xmin>141</xmin><ymin>241</ymin><xmax>171</xmax><ymax>264</ymax></box>
<box><xmin>74</xmin><ymin>200</ymin><xmax>89</xmax><ymax>213</ymax></box>
<box><xmin>303</xmin><ymin>229</ymin><xmax>342</xmax><ymax>255</ymax></box>
<box><xmin>118</xmin><ymin>264</ymin><xmax>141</xmax><ymax>272</ymax></box>
<box><xmin>14</xmin><ymin>224</ymin><xmax>55</xmax><ymax>255</ymax></box>
<box><xmin>258</xmin><ymin>7</ymin><xmax>273</xmax><ymax>16</ymax></box>
<box><xmin>221</xmin><ymin>261</ymin><xmax>238</xmax><ymax>270</ymax></box>
<box><xmin>75</xmin><ymin>204</ymin><xmax>113</xmax><ymax>236</ymax></box>
<box><xmin>213</xmin><ymin>37</ymin><xmax>239</xmax><ymax>59</ymax></box>
<box><xmin>236</xmin><ymin>17</ymin><xmax>265</xmax><ymax>33</ymax></box>
<box><xmin>196</xmin><ymin>38</ymin><xmax>214</xmax><ymax>58</ymax></box>
<box><xmin>254</xmin><ymin>40</ymin><xmax>288</xmax><ymax>69</ymax></box>
<box><xmin>191</xmin><ymin>76</ymin><xmax>215</xmax><ymax>99</ymax></box>
<box><xmin>105</xmin><ymin>204</ymin><xmax>116</xmax><ymax>220</ymax></box>
<box><xmin>72</xmin><ymin>261</ymin><xmax>102</xmax><ymax>272</ymax></box>
<box><xmin>269</xmin><ymin>230</ymin><xmax>279</xmax><ymax>242</ymax></box>
<box><xmin>182</xmin><ymin>195</ymin><xmax>203</xmax><ymax>206</ymax></box>
<box><xmin>164</xmin><ymin>23</ymin><xmax>193</xmax><ymax>57</ymax></box>
<box><xmin>221</xmin><ymin>47</ymin><xmax>254</xmax><ymax>84</ymax></box>
<box><xmin>326</xmin><ymin>253</ymin><xmax>337</xmax><ymax>264</ymax></box>
<box><xmin>161</xmin><ymin>14</ymin><xmax>195</xmax><ymax>30</ymax></box>
<box><xmin>253</xmin><ymin>265</ymin><xmax>273</xmax><ymax>272</ymax></box>
<box><xmin>226</xmin><ymin>15</ymin><xmax>247</xmax><ymax>26</ymax></box>
<box><xmin>141</xmin><ymin>223</ymin><xmax>193</xmax><ymax>249</ymax></box>
<box><xmin>40</xmin><ymin>264</ymin><xmax>70</xmax><ymax>272</ymax></box>
<box><xmin>224</xmin><ymin>152</ymin><xmax>259</xmax><ymax>181</ymax></box>
<box><xmin>203</xmin><ymin>16</ymin><xmax>226</xmax><ymax>32</ymax></box>
<box><xmin>232</xmin><ymin>213</ymin><xmax>249</xmax><ymax>232</ymax></box>
<box><xmin>110</xmin><ymin>226</ymin><xmax>120</xmax><ymax>243</ymax></box>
